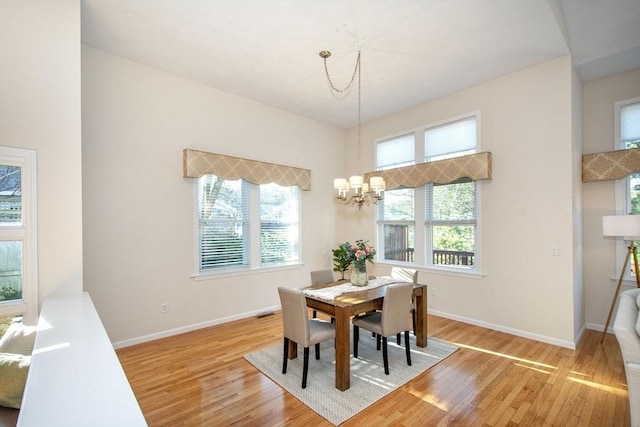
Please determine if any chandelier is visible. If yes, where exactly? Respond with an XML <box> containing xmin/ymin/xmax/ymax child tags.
<box><xmin>320</xmin><ymin>50</ymin><xmax>385</xmax><ymax>209</ymax></box>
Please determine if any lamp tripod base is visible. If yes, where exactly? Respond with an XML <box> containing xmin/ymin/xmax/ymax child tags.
<box><xmin>601</xmin><ymin>242</ymin><xmax>640</xmax><ymax>344</ymax></box>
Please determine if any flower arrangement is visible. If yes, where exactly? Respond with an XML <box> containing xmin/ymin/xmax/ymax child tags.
<box><xmin>337</xmin><ymin>239</ymin><xmax>376</xmax><ymax>271</ymax></box>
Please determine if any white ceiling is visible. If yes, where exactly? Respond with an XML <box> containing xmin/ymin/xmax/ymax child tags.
<box><xmin>81</xmin><ymin>0</ymin><xmax>640</xmax><ymax>129</ymax></box>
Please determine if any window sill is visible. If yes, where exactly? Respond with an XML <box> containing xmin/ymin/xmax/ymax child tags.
<box><xmin>608</xmin><ymin>275</ymin><xmax>640</xmax><ymax>285</ymax></box>
<box><xmin>191</xmin><ymin>262</ymin><xmax>304</xmax><ymax>281</ymax></box>
<box><xmin>376</xmin><ymin>261</ymin><xmax>485</xmax><ymax>280</ymax></box>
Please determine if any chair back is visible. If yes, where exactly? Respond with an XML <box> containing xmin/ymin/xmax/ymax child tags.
<box><xmin>278</xmin><ymin>287</ymin><xmax>310</xmax><ymax>346</ymax></box>
<box><xmin>391</xmin><ymin>267</ymin><xmax>418</xmax><ymax>284</ymax></box>
<box><xmin>381</xmin><ymin>282</ymin><xmax>414</xmax><ymax>335</ymax></box>
<box><xmin>310</xmin><ymin>269</ymin><xmax>334</xmax><ymax>285</ymax></box>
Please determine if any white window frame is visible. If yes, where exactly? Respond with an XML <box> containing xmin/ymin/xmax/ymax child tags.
<box><xmin>375</xmin><ymin>112</ymin><xmax>482</xmax><ymax>275</ymax></box>
<box><xmin>614</xmin><ymin>97</ymin><xmax>640</xmax><ymax>283</ymax></box>
<box><xmin>0</xmin><ymin>147</ymin><xmax>38</xmax><ymax>324</ymax></box>
<box><xmin>192</xmin><ymin>178</ymin><xmax>302</xmax><ymax>278</ymax></box>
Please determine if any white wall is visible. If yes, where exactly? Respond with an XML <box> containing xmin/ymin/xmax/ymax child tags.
<box><xmin>81</xmin><ymin>46</ymin><xmax>345</xmax><ymax>344</ymax></box>
<box><xmin>571</xmin><ymin>66</ymin><xmax>585</xmax><ymax>341</ymax></box>
<box><xmin>0</xmin><ymin>1</ymin><xmax>83</xmax><ymax>305</ymax></box>
<box><xmin>583</xmin><ymin>69</ymin><xmax>640</xmax><ymax>332</ymax></box>
<box><xmin>346</xmin><ymin>56</ymin><xmax>581</xmax><ymax>348</ymax></box>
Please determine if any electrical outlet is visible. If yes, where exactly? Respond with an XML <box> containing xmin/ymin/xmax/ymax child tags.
<box><xmin>431</xmin><ymin>287</ymin><xmax>436</xmax><ymax>296</ymax></box>
<box><xmin>550</xmin><ymin>245</ymin><xmax>559</xmax><ymax>256</ymax></box>
<box><xmin>161</xmin><ymin>303</ymin><xmax>169</xmax><ymax>313</ymax></box>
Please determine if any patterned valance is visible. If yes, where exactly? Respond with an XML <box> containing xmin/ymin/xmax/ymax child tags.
<box><xmin>365</xmin><ymin>151</ymin><xmax>492</xmax><ymax>190</ymax></box>
<box><xmin>582</xmin><ymin>148</ymin><xmax>640</xmax><ymax>183</ymax></box>
<box><xmin>183</xmin><ymin>149</ymin><xmax>311</xmax><ymax>190</ymax></box>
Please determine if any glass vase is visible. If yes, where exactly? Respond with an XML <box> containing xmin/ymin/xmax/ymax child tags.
<box><xmin>351</xmin><ymin>263</ymin><xmax>368</xmax><ymax>287</ymax></box>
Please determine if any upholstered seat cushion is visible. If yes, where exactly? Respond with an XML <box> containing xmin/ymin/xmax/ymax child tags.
<box><xmin>615</xmin><ymin>290</ymin><xmax>640</xmax><ymax>366</ymax></box>
<box><xmin>353</xmin><ymin>312</ymin><xmax>383</xmax><ymax>335</ymax></box>
<box><xmin>308</xmin><ymin>319</ymin><xmax>335</xmax><ymax>345</ymax></box>
<box><xmin>0</xmin><ymin>322</ymin><xmax>37</xmax><ymax>356</ymax></box>
<box><xmin>636</xmin><ymin>293</ymin><xmax>640</xmax><ymax>337</ymax></box>
<box><xmin>0</xmin><ymin>353</ymin><xmax>31</xmax><ymax>409</ymax></box>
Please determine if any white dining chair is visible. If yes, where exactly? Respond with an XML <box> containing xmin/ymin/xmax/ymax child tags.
<box><xmin>310</xmin><ymin>269</ymin><xmax>334</xmax><ymax>285</ymax></box>
<box><xmin>310</xmin><ymin>269</ymin><xmax>334</xmax><ymax>319</ymax></box>
<box><xmin>391</xmin><ymin>267</ymin><xmax>419</xmax><ymax>337</ymax></box>
<box><xmin>278</xmin><ymin>286</ymin><xmax>335</xmax><ymax>388</ymax></box>
<box><xmin>352</xmin><ymin>282</ymin><xmax>413</xmax><ymax>375</ymax></box>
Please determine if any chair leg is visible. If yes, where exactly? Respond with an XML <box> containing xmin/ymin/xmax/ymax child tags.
<box><xmin>315</xmin><ymin>342</ymin><xmax>320</xmax><ymax>360</ymax></box>
<box><xmin>312</xmin><ymin>310</ymin><xmax>317</xmax><ymax>318</ymax></box>
<box><xmin>282</xmin><ymin>338</ymin><xmax>289</xmax><ymax>374</ymax></box>
<box><xmin>353</xmin><ymin>325</ymin><xmax>359</xmax><ymax>358</ymax></box>
<box><xmin>382</xmin><ymin>336</ymin><xmax>389</xmax><ymax>375</ymax></box>
<box><xmin>376</xmin><ymin>333</ymin><xmax>381</xmax><ymax>350</ymax></box>
<box><xmin>405</xmin><ymin>330</ymin><xmax>412</xmax><ymax>366</ymax></box>
<box><xmin>302</xmin><ymin>347</ymin><xmax>310</xmax><ymax>388</ymax></box>
<box><xmin>412</xmin><ymin>308</ymin><xmax>416</xmax><ymax>336</ymax></box>
<box><xmin>397</xmin><ymin>333</ymin><xmax>401</xmax><ymax>345</ymax></box>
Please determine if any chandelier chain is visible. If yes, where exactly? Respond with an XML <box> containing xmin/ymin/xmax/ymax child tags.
<box><xmin>322</xmin><ymin>51</ymin><xmax>361</xmax><ymax>94</ymax></box>
<box><xmin>322</xmin><ymin>49</ymin><xmax>384</xmax><ymax>209</ymax></box>
<box><xmin>357</xmin><ymin>51</ymin><xmax>362</xmax><ymax>174</ymax></box>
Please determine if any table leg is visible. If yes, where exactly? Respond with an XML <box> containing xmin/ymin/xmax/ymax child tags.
<box><xmin>288</xmin><ymin>340</ymin><xmax>297</xmax><ymax>359</ymax></box>
<box><xmin>415</xmin><ymin>286</ymin><xmax>428</xmax><ymax>347</ymax></box>
<box><xmin>334</xmin><ymin>305</ymin><xmax>350</xmax><ymax>391</ymax></box>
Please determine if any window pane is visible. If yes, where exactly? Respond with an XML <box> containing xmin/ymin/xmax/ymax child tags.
<box><xmin>0</xmin><ymin>241</ymin><xmax>22</xmax><ymax>303</ymax></box>
<box><xmin>0</xmin><ymin>165</ymin><xmax>21</xmax><ymax>224</ymax></box>
<box><xmin>428</xmin><ymin>181</ymin><xmax>476</xmax><ymax>221</ymax></box>
<box><xmin>377</xmin><ymin>134</ymin><xmax>415</xmax><ymax>169</ymax></box>
<box><xmin>198</xmin><ymin>176</ymin><xmax>248</xmax><ymax>270</ymax></box>
<box><xmin>260</xmin><ymin>183</ymin><xmax>299</xmax><ymax>265</ymax></box>
<box><xmin>432</xmin><ymin>225</ymin><xmax>475</xmax><ymax>267</ymax></box>
<box><xmin>425</xmin><ymin>116</ymin><xmax>476</xmax><ymax>160</ymax></box>
<box><xmin>622</xmin><ymin>103</ymin><xmax>640</xmax><ymax>144</ymax></box>
<box><xmin>631</xmin><ymin>173</ymin><xmax>640</xmax><ymax>215</ymax></box>
<box><xmin>383</xmin><ymin>224</ymin><xmax>414</xmax><ymax>263</ymax></box>
<box><xmin>378</xmin><ymin>188</ymin><xmax>414</xmax><ymax>220</ymax></box>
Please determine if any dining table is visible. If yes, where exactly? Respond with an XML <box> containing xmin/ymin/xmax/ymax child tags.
<box><xmin>290</xmin><ymin>278</ymin><xmax>428</xmax><ymax>391</ymax></box>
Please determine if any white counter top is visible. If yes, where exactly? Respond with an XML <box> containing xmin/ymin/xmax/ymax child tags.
<box><xmin>17</xmin><ymin>291</ymin><xmax>147</xmax><ymax>426</ymax></box>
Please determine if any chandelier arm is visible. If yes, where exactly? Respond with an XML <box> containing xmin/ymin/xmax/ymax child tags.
<box><xmin>323</xmin><ymin>51</ymin><xmax>361</xmax><ymax>94</ymax></box>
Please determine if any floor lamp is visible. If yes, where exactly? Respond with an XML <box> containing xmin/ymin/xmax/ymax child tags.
<box><xmin>601</xmin><ymin>214</ymin><xmax>640</xmax><ymax>344</ymax></box>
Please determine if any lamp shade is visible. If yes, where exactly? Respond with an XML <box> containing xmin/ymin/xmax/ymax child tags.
<box><xmin>602</xmin><ymin>215</ymin><xmax>640</xmax><ymax>240</ymax></box>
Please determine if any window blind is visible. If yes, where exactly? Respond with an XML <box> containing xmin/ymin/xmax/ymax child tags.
<box><xmin>260</xmin><ymin>183</ymin><xmax>300</xmax><ymax>265</ymax></box>
<box><xmin>377</xmin><ymin>134</ymin><xmax>415</xmax><ymax>169</ymax></box>
<box><xmin>622</xmin><ymin>103</ymin><xmax>640</xmax><ymax>144</ymax></box>
<box><xmin>425</xmin><ymin>116</ymin><xmax>477</xmax><ymax>160</ymax></box>
<box><xmin>198</xmin><ymin>176</ymin><xmax>249</xmax><ymax>269</ymax></box>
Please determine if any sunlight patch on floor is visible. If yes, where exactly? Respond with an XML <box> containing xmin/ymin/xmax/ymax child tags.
<box><xmin>409</xmin><ymin>391</ymin><xmax>450</xmax><ymax>411</ymax></box>
<box><xmin>567</xmin><ymin>376</ymin><xmax>628</xmax><ymax>396</ymax></box>
<box><xmin>451</xmin><ymin>341</ymin><xmax>557</xmax><ymax>370</ymax></box>
<box><xmin>513</xmin><ymin>362</ymin><xmax>554</xmax><ymax>375</ymax></box>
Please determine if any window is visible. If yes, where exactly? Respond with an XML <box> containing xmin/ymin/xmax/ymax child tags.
<box><xmin>376</xmin><ymin>134</ymin><xmax>415</xmax><ymax>263</ymax></box>
<box><xmin>425</xmin><ymin>117</ymin><xmax>478</xmax><ymax>269</ymax></box>
<box><xmin>615</xmin><ymin>98</ymin><xmax>640</xmax><ymax>280</ymax></box>
<box><xmin>376</xmin><ymin>114</ymin><xmax>480</xmax><ymax>272</ymax></box>
<box><xmin>196</xmin><ymin>176</ymin><xmax>300</xmax><ymax>274</ymax></box>
<box><xmin>260</xmin><ymin>183</ymin><xmax>300</xmax><ymax>265</ymax></box>
<box><xmin>0</xmin><ymin>147</ymin><xmax>37</xmax><ymax>324</ymax></box>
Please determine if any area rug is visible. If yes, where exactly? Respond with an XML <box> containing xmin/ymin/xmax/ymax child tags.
<box><xmin>244</xmin><ymin>334</ymin><xmax>458</xmax><ymax>425</ymax></box>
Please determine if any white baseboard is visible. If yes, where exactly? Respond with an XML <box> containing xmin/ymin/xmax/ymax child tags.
<box><xmin>112</xmin><ymin>305</ymin><xmax>281</xmax><ymax>349</ymax></box>
<box><xmin>586</xmin><ymin>322</ymin><xmax>615</xmax><ymax>334</ymax></box>
<box><xmin>114</xmin><ymin>306</ymin><xmax>587</xmax><ymax>351</ymax></box>
<box><xmin>428</xmin><ymin>309</ymin><xmax>578</xmax><ymax>350</ymax></box>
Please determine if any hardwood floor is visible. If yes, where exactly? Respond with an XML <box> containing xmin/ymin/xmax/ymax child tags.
<box><xmin>116</xmin><ymin>313</ymin><xmax>630</xmax><ymax>426</ymax></box>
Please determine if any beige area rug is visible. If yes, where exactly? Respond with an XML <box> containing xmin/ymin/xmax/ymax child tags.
<box><xmin>244</xmin><ymin>334</ymin><xmax>458</xmax><ymax>425</ymax></box>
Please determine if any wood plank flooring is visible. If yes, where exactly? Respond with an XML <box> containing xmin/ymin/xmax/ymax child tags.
<box><xmin>116</xmin><ymin>313</ymin><xmax>630</xmax><ymax>426</ymax></box>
